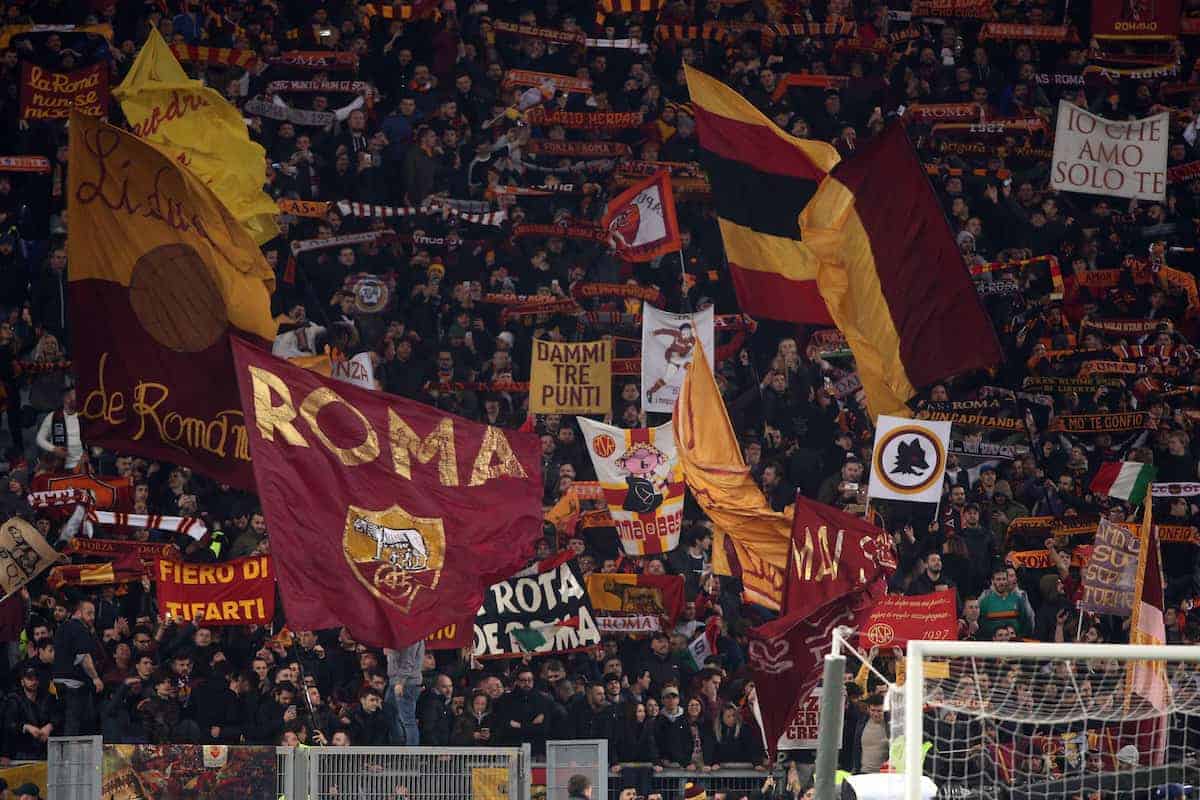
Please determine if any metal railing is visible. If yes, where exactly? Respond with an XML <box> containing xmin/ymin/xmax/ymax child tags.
<box><xmin>306</xmin><ymin>744</ymin><xmax>531</xmax><ymax>800</ymax></box>
<box><xmin>603</xmin><ymin>765</ymin><xmax>771</xmax><ymax>800</ymax></box>
<box><xmin>47</xmin><ymin>736</ymin><xmax>102</xmax><ymax>800</ymax></box>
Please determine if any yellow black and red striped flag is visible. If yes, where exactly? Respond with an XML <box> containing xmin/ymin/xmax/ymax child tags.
<box><xmin>596</xmin><ymin>0</ymin><xmax>664</xmax><ymax>25</ymax></box>
<box><xmin>685</xmin><ymin>64</ymin><xmax>1002</xmax><ymax>418</ymax></box>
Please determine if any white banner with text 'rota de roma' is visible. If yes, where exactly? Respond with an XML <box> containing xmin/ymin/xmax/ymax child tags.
<box><xmin>1051</xmin><ymin>100</ymin><xmax>1168</xmax><ymax>201</ymax></box>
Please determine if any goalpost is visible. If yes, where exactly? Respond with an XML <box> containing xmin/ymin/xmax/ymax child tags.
<box><xmin>901</xmin><ymin>640</ymin><xmax>1200</xmax><ymax>800</ymax></box>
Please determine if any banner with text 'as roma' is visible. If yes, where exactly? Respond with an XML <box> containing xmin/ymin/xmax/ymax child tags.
<box><xmin>578</xmin><ymin>417</ymin><xmax>684</xmax><ymax>555</ymax></box>
<box><xmin>529</xmin><ymin>339</ymin><xmax>611</xmax><ymax>414</ymax></box>
<box><xmin>1051</xmin><ymin>101</ymin><xmax>1168</xmax><ymax>201</ymax></box>
<box><xmin>642</xmin><ymin>305</ymin><xmax>713</xmax><ymax>413</ymax></box>
<box><xmin>154</xmin><ymin>556</ymin><xmax>275</xmax><ymax>626</ymax></box>
<box><xmin>20</xmin><ymin>62</ymin><xmax>108</xmax><ymax>119</ymax></box>
<box><xmin>585</xmin><ymin>572</ymin><xmax>684</xmax><ymax>633</ymax></box>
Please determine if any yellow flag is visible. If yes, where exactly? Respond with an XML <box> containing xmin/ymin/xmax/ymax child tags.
<box><xmin>673</xmin><ymin>341</ymin><xmax>792</xmax><ymax>579</ymax></box>
<box><xmin>67</xmin><ymin>111</ymin><xmax>276</xmax><ymax>486</ymax></box>
<box><xmin>113</xmin><ymin>28</ymin><xmax>279</xmax><ymax>245</ymax></box>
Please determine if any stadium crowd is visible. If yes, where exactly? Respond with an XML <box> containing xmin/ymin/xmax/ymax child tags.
<box><xmin>0</xmin><ymin>0</ymin><xmax>1196</xmax><ymax>796</ymax></box>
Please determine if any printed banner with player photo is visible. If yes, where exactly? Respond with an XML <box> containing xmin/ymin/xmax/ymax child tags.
<box><xmin>867</xmin><ymin>414</ymin><xmax>952</xmax><ymax>503</ymax></box>
<box><xmin>578</xmin><ymin>417</ymin><xmax>685</xmax><ymax>555</ymax></box>
<box><xmin>641</xmin><ymin>304</ymin><xmax>714</xmax><ymax>414</ymax></box>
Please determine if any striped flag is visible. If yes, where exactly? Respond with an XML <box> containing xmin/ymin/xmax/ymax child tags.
<box><xmin>511</xmin><ymin>617</ymin><xmax>580</xmax><ymax>651</ymax></box>
<box><xmin>578</xmin><ymin>418</ymin><xmax>685</xmax><ymax>556</ymax></box>
<box><xmin>685</xmin><ymin>64</ymin><xmax>1002</xmax><ymax>419</ymax></box>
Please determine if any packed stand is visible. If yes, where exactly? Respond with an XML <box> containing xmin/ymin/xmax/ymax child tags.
<box><xmin>0</xmin><ymin>0</ymin><xmax>1194</xmax><ymax>795</ymax></box>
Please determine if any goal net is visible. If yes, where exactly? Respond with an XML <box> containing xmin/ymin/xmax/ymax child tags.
<box><xmin>897</xmin><ymin>641</ymin><xmax>1200</xmax><ymax>800</ymax></box>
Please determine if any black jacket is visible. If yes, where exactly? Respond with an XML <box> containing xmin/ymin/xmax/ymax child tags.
<box><xmin>192</xmin><ymin>682</ymin><xmax>247</xmax><ymax>744</ymax></box>
<box><xmin>654</xmin><ymin>710</ymin><xmax>693</xmax><ymax>766</ymax></box>
<box><xmin>493</xmin><ymin>687</ymin><xmax>553</xmax><ymax>754</ymax></box>
<box><xmin>610</xmin><ymin>718</ymin><xmax>659</xmax><ymax>764</ymax></box>
<box><xmin>707</xmin><ymin>720</ymin><xmax>762</xmax><ymax>766</ymax></box>
<box><xmin>566</xmin><ymin>698</ymin><xmax>616</xmax><ymax>741</ymax></box>
<box><xmin>417</xmin><ymin>689</ymin><xmax>455</xmax><ymax>746</ymax></box>
<box><xmin>2</xmin><ymin>689</ymin><xmax>59</xmax><ymax>759</ymax></box>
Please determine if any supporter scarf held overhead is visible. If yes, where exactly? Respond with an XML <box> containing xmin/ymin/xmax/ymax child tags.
<box><xmin>685</xmin><ymin>65</ymin><xmax>1003</xmax><ymax>419</ymax></box>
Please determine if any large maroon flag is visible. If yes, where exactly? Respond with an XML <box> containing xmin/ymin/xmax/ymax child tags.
<box><xmin>231</xmin><ymin>337</ymin><xmax>543</xmax><ymax>649</ymax></box>
<box><xmin>784</xmin><ymin>496</ymin><xmax>897</xmax><ymax>619</ymax></box>
<box><xmin>750</xmin><ymin>497</ymin><xmax>896</xmax><ymax>755</ymax></box>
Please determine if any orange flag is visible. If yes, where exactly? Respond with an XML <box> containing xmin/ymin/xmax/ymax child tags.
<box><xmin>673</xmin><ymin>341</ymin><xmax>791</xmax><ymax>607</ymax></box>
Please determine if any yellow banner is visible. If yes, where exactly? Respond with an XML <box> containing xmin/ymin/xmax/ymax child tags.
<box><xmin>529</xmin><ymin>339</ymin><xmax>611</xmax><ymax>414</ymax></box>
<box><xmin>113</xmin><ymin>29</ymin><xmax>279</xmax><ymax>245</ymax></box>
<box><xmin>68</xmin><ymin>112</ymin><xmax>276</xmax><ymax>341</ymax></box>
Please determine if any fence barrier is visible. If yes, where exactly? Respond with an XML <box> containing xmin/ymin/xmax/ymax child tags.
<box><xmin>48</xmin><ymin>738</ymin><xmax>794</xmax><ymax>799</ymax></box>
<box><xmin>47</xmin><ymin>736</ymin><xmax>101</xmax><ymax>800</ymax></box>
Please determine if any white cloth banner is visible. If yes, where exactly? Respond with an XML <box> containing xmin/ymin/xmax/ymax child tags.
<box><xmin>1050</xmin><ymin>100</ymin><xmax>1168</xmax><ymax>201</ymax></box>
<box><xmin>867</xmin><ymin>415</ymin><xmax>952</xmax><ymax>504</ymax></box>
<box><xmin>640</xmin><ymin>304</ymin><xmax>714</xmax><ymax>414</ymax></box>
<box><xmin>577</xmin><ymin>417</ymin><xmax>685</xmax><ymax>556</ymax></box>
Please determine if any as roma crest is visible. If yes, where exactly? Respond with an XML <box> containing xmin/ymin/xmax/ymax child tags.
<box><xmin>343</xmin><ymin>504</ymin><xmax>445</xmax><ymax>613</ymax></box>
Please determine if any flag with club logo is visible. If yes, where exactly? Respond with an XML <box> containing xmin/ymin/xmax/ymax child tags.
<box><xmin>601</xmin><ymin>170</ymin><xmax>681</xmax><ymax>262</ymax></box>
<box><xmin>866</xmin><ymin>415</ymin><xmax>951</xmax><ymax>503</ymax></box>
<box><xmin>578</xmin><ymin>417</ymin><xmax>684</xmax><ymax>556</ymax></box>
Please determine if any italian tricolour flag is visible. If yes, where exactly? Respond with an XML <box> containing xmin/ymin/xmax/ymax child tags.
<box><xmin>1090</xmin><ymin>461</ymin><xmax>1157</xmax><ymax>506</ymax></box>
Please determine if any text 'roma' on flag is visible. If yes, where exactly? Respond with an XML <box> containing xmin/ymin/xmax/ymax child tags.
<box><xmin>67</xmin><ymin>111</ymin><xmax>277</xmax><ymax>490</ymax></box>
<box><xmin>114</xmin><ymin>28</ymin><xmax>280</xmax><ymax>245</ymax></box>
<box><xmin>231</xmin><ymin>336</ymin><xmax>544</xmax><ymax>650</ymax></box>
<box><xmin>685</xmin><ymin>64</ymin><xmax>1003</xmax><ymax>420</ymax></box>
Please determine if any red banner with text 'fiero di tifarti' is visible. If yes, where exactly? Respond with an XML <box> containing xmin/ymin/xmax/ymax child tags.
<box><xmin>154</xmin><ymin>555</ymin><xmax>275</xmax><ymax>626</ymax></box>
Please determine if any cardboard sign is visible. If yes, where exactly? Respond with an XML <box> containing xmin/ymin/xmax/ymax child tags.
<box><xmin>20</xmin><ymin>61</ymin><xmax>108</xmax><ymax>119</ymax></box>
<box><xmin>1078</xmin><ymin>518</ymin><xmax>1139</xmax><ymax>616</ymax></box>
<box><xmin>859</xmin><ymin>590</ymin><xmax>957</xmax><ymax>651</ymax></box>
<box><xmin>1051</xmin><ymin>101</ymin><xmax>1168</xmax><ymax>201</ymax></box>
<box><xmin>529</xmin><ymin>339</ymin><xmax>612</xmax><ymax>414</ymax></box>
<box><xmin>155</xmin><ymin>556</ymin><xmax>275</xmax><ymax>625</ymax></box>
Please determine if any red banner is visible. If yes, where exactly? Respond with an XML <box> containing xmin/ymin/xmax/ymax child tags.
<box><xmin>231</xmin><ymin>336</ymin><xmax>544</xmax><ymax>650</ymax></box>
<box><xmin>1092</xmin><ymin>0</ymin><xmax>1180</xmax><ymax>37</ymax></box>
<box><xmin>424</xmin><ymin>620</ymin><xmax>474</xmax><ymax>650</ymax></box>
<box><xmin>20</xmin><ymin>61</ymin><xmax>108</xmax><ymax>120</ymax></box>
<box><xmin>155</xmin><ymin>555</ymin><xmax>275</xmax><ymax>626</ymax></box>
<box><xmin>858</xmin><ymin>590</ymin><xmax>957</xmax><ymax>650</ymax></box>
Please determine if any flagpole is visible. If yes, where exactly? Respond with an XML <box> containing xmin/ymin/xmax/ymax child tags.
<box><xmin>678</xmin><ymin>250</ymin><xmax>692</xmax><ymax>313</ymax></box>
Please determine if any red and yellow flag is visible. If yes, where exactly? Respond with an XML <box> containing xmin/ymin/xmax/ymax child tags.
<box><xmin>686</xmin><ymin>65</ymin><xmax>1002</xmax><ymax>419</ymax></box>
